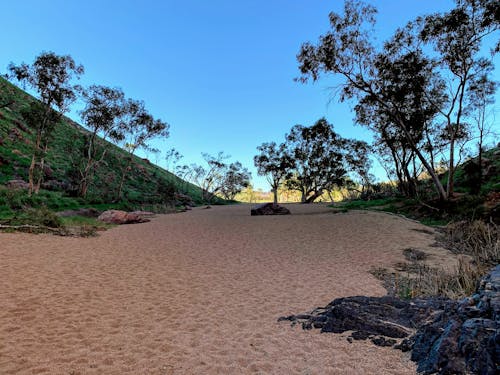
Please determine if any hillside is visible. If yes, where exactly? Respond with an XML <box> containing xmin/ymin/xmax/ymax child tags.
<box><xmin>0</xmin><ymin>76</ymin><xmax>205</xmax><ymax>216</ymax></box>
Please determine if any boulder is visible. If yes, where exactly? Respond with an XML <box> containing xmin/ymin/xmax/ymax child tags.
<box><xmin>129</xmin><ymin>210</ymin><xmax>156</xmax><ymax>218</ymax></box>
<box><xmin>174</xmin><ymin>192</ymin><xmax>195</xmax><ymax>207</ymax></box>
<box><xmin>251</xmin><ymin>203</ymin><xmax>291</xmax><ymax>216</ymax></box>
<box><xmin>97</xmin><ymin>210</ymin><xmax>150</xmax><ymax>225</ymax></box>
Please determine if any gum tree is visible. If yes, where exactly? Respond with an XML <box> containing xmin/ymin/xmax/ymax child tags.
<box><xmin>296</xmin><ymin>0</ymin><xmax>498</xmax><ymax>201</ymax></box>
<box><xmin>78</xmin><ymin>85</ymin><xmax>126</xmax><ymax>197</ymax></box>
<box><xmin>254</xmin><ymin>141</ymin><xmax>292</xmax><ymax>205</ymax></box>
<box><xmin>8</xmin><ymin>52</ymin><xmax>84</xmax><ymax>194</ymax></box>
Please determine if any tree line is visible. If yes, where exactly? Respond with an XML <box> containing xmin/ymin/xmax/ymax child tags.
<box><xmin>254</xmin><ymin>118</ymin><xmax>371</xmax><ymax>204</ymax></box>
<box><xmin>295</xmin><ymin>0</ymin><xmax>498</xmax><ymax>202</ymax></box>
<box><xmin>3</xmin><ymin>51</ymin><xmax>170</xmax><ymax>200</ymax></box>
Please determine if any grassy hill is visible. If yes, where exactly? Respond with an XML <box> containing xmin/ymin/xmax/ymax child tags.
<box><xmin>0</xmin><ymin>76</ymin><xmax>205</xmax><ymax>217</ymax></box>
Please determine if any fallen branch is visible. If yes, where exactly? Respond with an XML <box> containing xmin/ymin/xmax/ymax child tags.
<box><xmin>0</xmin><ymin>224</ymin><xmax>67</xmax><ymax>234</ymax></box>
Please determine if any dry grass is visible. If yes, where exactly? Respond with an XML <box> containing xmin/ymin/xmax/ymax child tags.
<box><xmin>442</xmin><ymin>220</ymin><xmax>499</xmax><ymax>266</ymax></box>
<box><xmin>372</xmin><ymin>220</ymin><xmax>498</xmax><ymax>300</ymax></box>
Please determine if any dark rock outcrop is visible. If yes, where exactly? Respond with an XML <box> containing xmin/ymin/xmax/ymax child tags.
<box><xmin>97</xmin><ymin>210</ymin><xmax>151</xmax><ymax>225</ymax></box>
<box><xmin>251</xmin><ymin>203</ymin><xmax>291</xmax><ymax>216</ymax></box>
<box><xmin>279</xmin><ymin>265</ymin><xmax>500</xmax><ymax>375</ymax></box>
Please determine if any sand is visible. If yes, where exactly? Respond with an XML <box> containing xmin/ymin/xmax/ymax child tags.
<box><xmin>0</xmin><ymin>204</ymin><xmax>457</xmax><ymax>374</ymax></box>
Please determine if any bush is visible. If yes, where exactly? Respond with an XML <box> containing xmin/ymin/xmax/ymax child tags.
<box><xmin>7</xmin><ymin>207</ymin><xmax>63</xmax><ymax>228</ymax></box>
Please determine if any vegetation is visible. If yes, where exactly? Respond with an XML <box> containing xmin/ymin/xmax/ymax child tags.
<box><xmin>296</xmin><ymin>0</ymin><xmax>499</xmax><ymax>201</ymax></box>
<box><xmin>254</xmin><ymin>118</ymin><xmax>371</xmax><ymax>204</ymax></box>
<box><xmin>8</xmin><ymin>52</ymin><xmax>84</xmax><ymax>195</ymax></box>
<box><xmin>0</xmin><ymin>74</ymin><xmax>205</xmax><ymax>220</ymax></box>
<box><xmin>187</xmin><ymin>152</ymin><xmax>251</xmax><ymax>203</ymax></box>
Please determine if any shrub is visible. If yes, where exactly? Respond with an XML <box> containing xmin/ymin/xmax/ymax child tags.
<box><xmin>7</xmin><ymin>207</ymin><xmax>63</xmax><ymax>228</ymax></box>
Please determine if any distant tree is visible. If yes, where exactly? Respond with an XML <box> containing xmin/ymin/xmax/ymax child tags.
<box><xmin>254</xmin><ymin>142</ymin><xmax>293</xmax><ymax>205</ymax></box>
<box><xmin>175</xmin><ymin>164</ymin><xmax>194</xmax><ymax>194</ymax></box>
<box><xmin>463</xmin><ymin>66</ymin><xmax>498</xmax><ymax>193</ymax></box>
<box><xmin>191</xmin><ymin>152</ymin><xmax>250</xmax><ymax>203</ymax></box>
<box><xmin>344</xmin><ymin>139</ymin><xmax>374</xmax><ymax>195</ymax></box>
<box><xmin>8</xmin><ymin>51</ymin><xmax>84</xmax><ymax>195</ymax></box>
<box><xmin>116</xmin><ymin>99</ymin><xmax>170</xmax><ymax>200</ymax></box>
<box><xmin>220</xmin><ymin>161</ymin><xmax>251</xmax><ymax>200</ymax></box>
<box><xmin>191</xmin><ymin>152</ymin><xmax>230</xmax><ymax>203</ymax></box>
<box><xmin>78</xmin><ymin>85</ymin><xmax>126</xmax><ymax>197</ymax></box>
<box><xmin>285</xmin><ymin>118</ymin><xmax>347</xmax><ymax>203</ymax></box>
<box><xmin>165</xmin><ymin>147</ymin><xmax>183</xmax><ymax>171</ymax></box>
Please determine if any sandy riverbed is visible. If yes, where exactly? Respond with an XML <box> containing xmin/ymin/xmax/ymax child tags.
<box><xmin>0</xmin><ymin>204</ymin><xmax>457</xmax><ymax>374</ymax></box>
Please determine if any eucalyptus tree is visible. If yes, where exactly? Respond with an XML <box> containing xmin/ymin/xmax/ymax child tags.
<box><xmin>344</xmin><ymin>139</ymin><xmax>373</xmax><ymax>195</ymax></box>
<box><xmin>116</xmin><ymin>99</ymin><xmax>170</xmax><ymax>200</ymax></box>
<box><xmin>254</xmin><ymin>141</ymin><xmax>292</xmax><ymax>205</ymax></box>
<box><xmin>8</xmin><ymin>52</ymin><xmax>84</xmax><ymax>194</ymax></box>
<box><xmin>191</xmin><ymin>152</ymin><xmax>250</xmax><ymax>203</ymax></box>
<box><xmin>419</xmin><ymin>0</ymin><xmax>499</xmax><ymax>196</ymax></box>
<box><xmin>296</xmin><ymin>0</ymin><xmax>498</xmax><ymax>201</ymax></box>
<box><xmin>78</xmin><ymin>85</ymin><xmax>126</xmax><ymax>197</ymax></box>
<box><xmin>285</xmin><ymin>118</ymin><xmax>346</xmax><ymax>203</ymax></box>
<box><xmin>220</xmin><ymin>162</ymin><xmax>251</xmax><ymax>200</ymax></box>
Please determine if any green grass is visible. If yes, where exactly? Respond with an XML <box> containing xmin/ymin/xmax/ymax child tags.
<box><xmin>334</xmin><ymin>197</ymin><xmax>400</xmax><ymax>210</ymax></box>
<box><xmin>0</xmin><ymin>76</ymin><xmax>208</xmax><ymax>214</ymax></box>
<box><xmin>60</xmin><ymin>215</ymin><xmax>114</xmax><ymax>230</ymax></box>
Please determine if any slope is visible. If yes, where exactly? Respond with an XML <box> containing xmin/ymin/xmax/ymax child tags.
<box><xmin>0</xmin><ymin>76</ymin><xmax>204</xmax><ymax>215</ymax></box>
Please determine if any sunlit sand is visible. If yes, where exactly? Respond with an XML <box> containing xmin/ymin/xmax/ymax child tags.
<box><xmin>0</xmin><ymin>204</ymin><xmax>459</xmax><ymax>374</ymax></box>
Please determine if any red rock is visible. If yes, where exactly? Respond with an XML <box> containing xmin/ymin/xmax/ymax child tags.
<box><xmin>97</xmin><ymin>210</ymin><xmax>150</xmax><ymax>225</ymax></box>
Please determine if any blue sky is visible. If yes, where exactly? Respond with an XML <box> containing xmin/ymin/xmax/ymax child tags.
<box><xmin>1</xmin><ymin>0</ymin><xmax>498</xmax><ymax>190</ymax></box>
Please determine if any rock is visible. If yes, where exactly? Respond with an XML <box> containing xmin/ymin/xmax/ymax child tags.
<box><xmin>5</xmin><ymin>179</ymin><xmax>29</xmax><ymax>190</ymax></box>
<box><xmin>129</xmin><ymin>210</ymin><xmax>156</xmax><ymax>218</ymax></box>
<box><xmin>174</xmin><ymin>193</ymin><xmax>195</xmax><ymax>207</ymax></box>
<box><xmin>279</xmin><ymin>265</ymin><xmax>500</xmax><ymax>375</ymax></box>
<box><xmin>251</xmin><ymin>203</ymin><xmax>291</xmax><ymax>215</ymax></box>
<box><xmin>97</xmin><ymin>210</ymin><xmax>150</xmax><ymax>225</ymax></box>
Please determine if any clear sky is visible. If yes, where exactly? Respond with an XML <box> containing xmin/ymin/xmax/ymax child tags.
<box><xmin>1</xmin><ymin>0</ymin><xmax>498</xmax><ymax>190</ymax></box>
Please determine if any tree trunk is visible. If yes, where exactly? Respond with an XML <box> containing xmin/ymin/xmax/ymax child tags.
<box><xmin>305</xmin><ymin>190</ymin><xmax>322</xmax><ymax>203</ymax></box>
<box><xmin>272</xmin><ymin>188</ymin><xmax>278</xmax><ymax>206</ymax></box>
<box><xmin>28</xmin><ymin>154</ymin><xmax>36</xmax><ymax>196</ymax></box>
<box><xmin>34</xmin><ymin>155</ymin><xmax>45</xmax><ymax>194</ymax></box>
<box><xmin>446</xmin><ymin>136</ymin><xmax>455</xmax><ymax>198</ymax></box>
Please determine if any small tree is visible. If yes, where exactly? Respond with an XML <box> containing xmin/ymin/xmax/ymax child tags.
<box><xmin>220</xmin><ymin>162</ymin><xmax>251</xmax><ymax>200</ymax></box>
<box><xmin>78</xmin><ymin>85</ymin><xmax>126</xmax><ymax>197</ymax></box>
<box><xmin>8</xmin><ymin>52</ymin><xmax>84</xmax><ymax>195</ymax></box>
<box><xmin>165</xmin><ymin>147</ymin><xmax>183</xmax><ymax>171</ymax></box>
<box><xmin>116</xmin><ymin>99</ymin><xmax>170</xmax><ymax>200</ymax></box>
<box><xmin>191</xmin><ymin>152</ymin><xmax>250</xmax><ymax>203</ymax></box>
<box><xmin>254</xmin><ymin>142</ymin><xmax>292</xmax><ymax>205</ymax></box>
